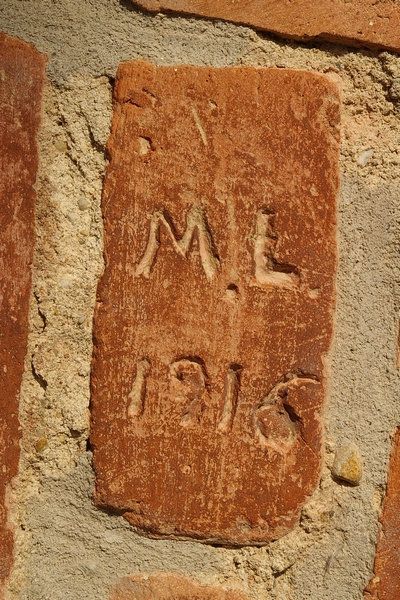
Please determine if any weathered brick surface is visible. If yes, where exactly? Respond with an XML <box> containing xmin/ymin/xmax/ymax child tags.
<box><xmin>130</xmin><ymin>0</ymin><xmax>400</xmax><ymax>53</ymax></box>
<box><xmin>109</xmin><ymin>573</ymin><xmax>248</xmax><ymax>599</ymax></box>
<box><xmin>364</xmin><ymin>427</ymin><xmax>400</xmax><ymax>599</ymax></box>
<box><xmin>91</xmin><ymin>60</ymin><xmax>340</xmax><ymax>545</ymax></box>
<box><xmin>0</xmin><ymin>34</ymin><xmax>45</xmax><ymax>590</ymax></box>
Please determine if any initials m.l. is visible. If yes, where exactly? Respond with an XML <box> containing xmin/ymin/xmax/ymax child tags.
<box><xmin>135</xmin><ymin>206</ymin><xmax>220</xmax><ymax>281</ymax></box>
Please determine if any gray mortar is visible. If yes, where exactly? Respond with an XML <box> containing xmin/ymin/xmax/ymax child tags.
<box><xmin>1</xmin><ymin>1</ymin><xmax>400</xmax><ymax>599</ymax></box>
<box><xmin>0</xmin><ymin>0</ymin><xmax>251</xmax><ymax>84</ymax></box>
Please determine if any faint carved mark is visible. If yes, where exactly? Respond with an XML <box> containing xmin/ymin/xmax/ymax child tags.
<box><xmin>225</xmin><ymin>283</ymin><xmax>239</xmax><ymax>303</ymax></box>
<box><xmin>124</xmin><ymin>87</ymin><xmax>156</xmax><ymax>109</ymax></box>
<box><xmin>138</xmin><ymin>136</ymin><xmax>153</xmax><ymax>155</ymax></box>
<box><xmin>136</xmin><ymin>206</ymin><xmax>220</xmax><ymax>281</ymax></box>
<box><xmin>127</xmin><ymin>359</ymin><xmax>151</xmax><ymax>418</ymax></box>
<box><xmin>170</xmin><ymin>359</ymin><xmax>208</xmax><ymax>427</ymax></box>
<box><xmin>191</xmin><ymin>107</ymin><xmax>208</xmax><ymax>146</ymax></box>
<box><xmin>253</xmin><ymin>208</ymin><xmax>300</xmax><ymax>288</ymax></box>
<box><xmin>254</xmin><ymin>373</ymin><xmax>319</xmax><ymax>453</ymax></box>
<box><xmin>218</xmin><ymin>364</ymin><xmax>242</xmax><ymax>433</ymax></box>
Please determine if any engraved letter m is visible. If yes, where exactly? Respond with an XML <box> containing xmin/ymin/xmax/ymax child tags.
<box><xmin>135</xmin><ymin>206</ymin><xmax>220</xmax><ymax>281</ymax></box>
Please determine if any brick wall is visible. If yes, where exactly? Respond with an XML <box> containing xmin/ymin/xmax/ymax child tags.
<box><xmin>1</xmin><ymin>2</ymin><xmax>400</xmax><ymax>598</ymax></box>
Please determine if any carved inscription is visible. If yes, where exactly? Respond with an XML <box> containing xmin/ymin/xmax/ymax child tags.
<box><xmin>127</xmin><ymin>359</ymin><xmax>151</xmax><ymax>418</ymax></box>
<box><xmin>218</xmin><ymin>365</ymin><xmax>241</xmax><ymax>433</ymax></box>
<box><xmin>170</xmin><ymin>359</ymin><xmax>208</xmax><ymax>427</ymax></box>
<box><xmin>136</xmin><ymin>206</ymin><xmax>219</xmax><ymax>281</ymax></box>
<box><xmin>135</xmin><ymin>205</ymin><xmax>300</xmax><ymax>287</ymax></box>
<box><xmin>254</xmin><ymin>374</ymin><xmax>319</xmax><ymax>453</ymax></box>
<box><xmin>91</xmin><ymin>62</ymin><xmax>340</xmax><ymax>545</ymax></box>
<box><xmin>254</xmin><ymin>209</ymin><xmax>300</xmax><ymax>288</ymax></box>
<box><xmin>130</xmin><ymin>360</ymin><xmax>316</xmax><ymax>450</ymax></box>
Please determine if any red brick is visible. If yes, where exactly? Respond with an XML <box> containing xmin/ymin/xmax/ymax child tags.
<box><xmin>130</xmin><ymin>0</ymin><xmax>400</xmax><ymax>53</ymax></box>
<box><xmin>364</xmin><ymin>427</ymin><xmax>400</xmax><ymax>600</ymax></box>
<box><xmin>91</xmin><ymin>60</ymin><xmax>340</xmax><ymax>545</ymax></box>
<box><xmin>109</xmin><ymin>573</ymin><xmax>248</xmax><ymax>599</ymax></box>
<box><xmin>0</xmin><ymin>34</ymin><xmax>45</xmax><ymax>590</ymax></box>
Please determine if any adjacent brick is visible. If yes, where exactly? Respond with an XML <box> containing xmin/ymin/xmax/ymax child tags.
<box><xmin>130</xmin><ymin>0</ymin><xmax>400</xmax><ymax>53</ymax></box>
<box><xmin>109</xmin><ymin>573</ymin><xmax>248</xmax><ymax>599</ymax></box>
<box><xmin>364</xmin><ymin>427</ymin><xmax>400</xmax><ymax>600</ymax></box>
<box><xmin>91</xmin><ymin>60</ymin><xmax>340</xmax><ymax>545</ymax></box>
<box><xmin>0</xmin><ymin>34</ymin><xmax>45</xmax><ymax>589</ymax></box>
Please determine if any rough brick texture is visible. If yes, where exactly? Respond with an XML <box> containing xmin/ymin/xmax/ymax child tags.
<box><xmin>0</xmin><ymin>34</ymin><xmax>45</xmax><ymax>591</ymax></box>
<box><xmin>109</xmin><ymin>573</ymin><xmax>248</xmax><ymax>599</ymax></box>
<box><xmin>364</xmin><ymin>427</ymin><xmax>400</xmax><ymax>600</ymax></box>
<box><xmin>91</xmin><ymin>60</ymin><xmax>340</xmax><ymax>545</ymax></box>
<box><xmin>131</xmin><ymin>0</ymin><xmax>400</xmax><ymax>52</ymax></box>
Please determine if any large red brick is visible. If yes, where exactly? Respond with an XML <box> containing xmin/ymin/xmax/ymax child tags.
<box><xmin>0</xmin><ymin>34</ymin><xmax>45</xmax><ymax>590</ymax></box>
<box><xmin>130</xmin><ymin>0</ymin><xmax>400</xmax><ymax>53</ymax></box>
<box><xmin>109</xmin><ymin>573</ymin><xmax>248</xmax><ymax>599</ymax></box>
<box><xmin>91</xmin><ymin>60</ymin><xmax>340</xmax><ymax>545</ymax></box>
<box><xmin>364</xmin><ymin>427</ymin><xmax>400</xmax><ymax>600</ymax></box>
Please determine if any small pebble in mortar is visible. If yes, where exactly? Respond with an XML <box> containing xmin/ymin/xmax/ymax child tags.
<box><xmin>357</xmin><ymin>149</ymin><xmax>374</xmax><ymax>167</ymax></box>
<box><xmin>332</xmin><ymin>443</ymin><xmax>362</xmax><ymax>486</ymax></box>
<box><xmin>35</xmin><ymin>438</ymin><xmax>48</xmax><ymax>452</ymax></box>
<box><xmin>54</xmin><ymin>139</ymin><xmax>67</xmax><ymax>152</ymax></box>
<box><xmin>59</xmin><ymin>279</ymin><xmax>72</xmax><ymax>288</ymax></box>
<box><xmin>78</xmin><ymin>197</ymin><xmax>90</xmax><ymax>211</ymax></box>
<box><xmin>67</xmin><ymin>212</ymin><xmax>76</xmax><ymax>224</ymax></box>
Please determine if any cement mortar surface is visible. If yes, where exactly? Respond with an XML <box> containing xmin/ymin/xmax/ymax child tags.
<box><xmin>0</xmin><ymin>0</ymin><xmax>251</xmax><ymax>84</ymax></box>
<box><xmin>1</xmin><ymin>2</ymin><xmax>400</xmax><ymax>599</ymax></box>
